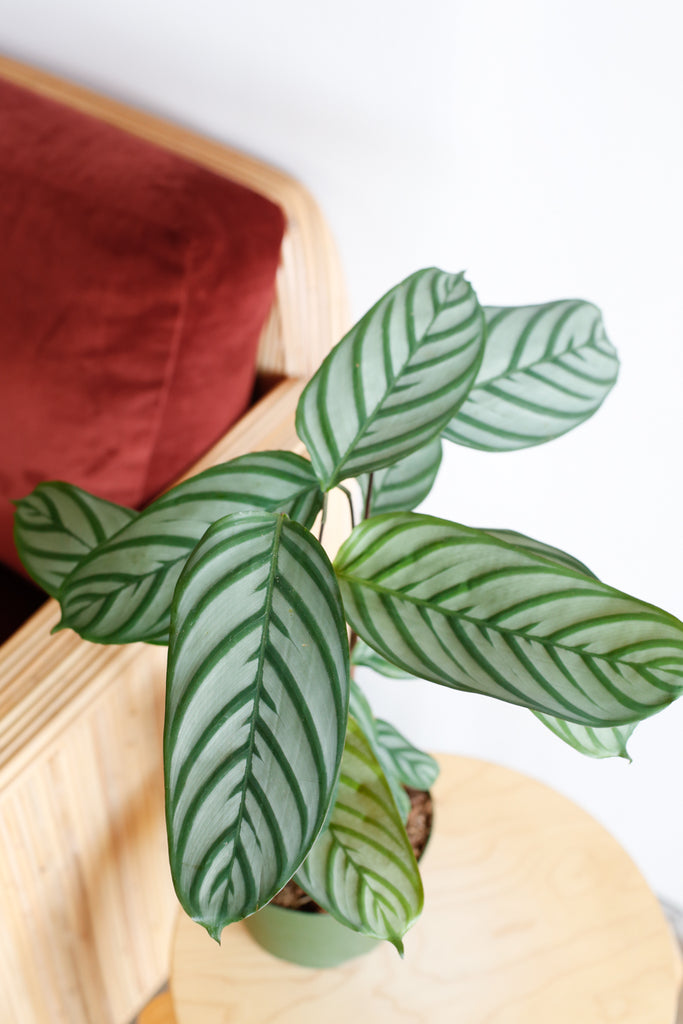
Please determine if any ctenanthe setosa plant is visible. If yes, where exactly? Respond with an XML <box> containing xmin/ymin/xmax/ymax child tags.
<box><xmin>14</xmin><ymin>268</ymin><xmax>683</xmax><ymax>954</ymax></box>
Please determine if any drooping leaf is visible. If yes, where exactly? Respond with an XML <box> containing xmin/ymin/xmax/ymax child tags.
<box><xmin>534</xmin><ymin>712</ymin><xmax>635</xmax><ymax>760</ymax></box>
<box><xmin>164</xmin><ymin>511</ymin><xmax>349</xmax><ymax>940</ymax></box>
<box><xmin>57</xmin><ymin>452</ymin><xmax>324</xmax><ymax>644</ymax></box>
<box><xmin>296</xmin><ymin>268</ymin><xmax>485</xmax><ymax>490</ymax></box>
<box><xmin>443</xmin><ymin>300</ymin><xmax>619</xmax><ymax>451</ymax></box>
<box><xmin>348</xmin><ymin>681</ymin><xmax>411</xmax><ymax>819</ymax></box>
<box><xmin>335</xmin><ymin>513</ymin><xmax>683</xmax><ymax>727</ymax></box>
<box><xmin>295</xmin><ymin>716</ymin><xmax>423</xmax><ymax>953</ymax></box>
<box><xmin>359</xmin><ymin>437</ymin><xmax>443</xmax><ymax>517</ymax></box>
<box><xmin>485</xmin><ymin>533</ymin><xmax>634</xmax><ymax>758</ymax></box>
<box><xmin>352</xmin><ymin>638</ymin><xmax>416</xmax><ymax>679</ymax></box>
<box><xmin>373</xmin><ymin>719</ymin><xmax>440</xmax><ymax>791</ymax></box>
<box><xmin>13</xmin><ymin>482</ymin><xmax>136</xmax><ymax>597</ymax></box>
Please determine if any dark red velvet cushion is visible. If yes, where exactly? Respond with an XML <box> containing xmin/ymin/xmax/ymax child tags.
<box><xmin>0</xmin><ymin>78</ymin><xmax>285</xmax><ymax>577</ymax></box>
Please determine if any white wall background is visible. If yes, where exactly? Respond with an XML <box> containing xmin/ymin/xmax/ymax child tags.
<box><xmin>2</xmin><ymin>1</ymin><xmax>683</xmax><ymax>904</ymax></box>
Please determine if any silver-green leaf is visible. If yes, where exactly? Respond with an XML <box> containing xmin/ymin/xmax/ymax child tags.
<box><xmin>373</xmin><ymin>719</ymin><xmax>440</xmax><ymax>791</ymax></box>
<box><xmin>359</xmin><ymin>438</ymin><xmax>443</xmax><ymax>517</ymax></box>
<box><xmin>335</xmin><ymin>513</ymin><xmax>683</xmax><ymax>727</ymax></box>
<box><xmin>443</xmin><ymin>300</ymin><xmax>619</xmax><ymax>451</ymax></box>
<box><xmin>13</xmin><ymin>482</ymin><xmax>136</xmax><ymax>597</ymax></box>
<box><xmin>296</xmin><ymin>268</ymin><xmax>484</xmax><ymax>490</ymax></box>
<box><xmin>295</xmin><ymin>716</ymin><xmax>423</xmax><ymax>953</ymax></box>
<box><xmin>534</xmin><ymin>713</ymin><xmax>636</xmax><ymax>760</ymax></box>
<box><xmin>352</xmin><ymin>638</ymin><xmax>416</xmax><ymax>679</ymax></box>
<box><xmin>56</xmin><ymin>452</ymin><xmax>323</xmax><ymax>644</ymax></box>
<box><xmin>165</xmin><ymin>511</ymin><xmax>349</xmax><ymax>940</ymax></box>
<box><xmin>348</xmin><ymin>681</ymin><xmax>411</xmax><ymax>819</ymax></box>
<box><xmin>483</xmin><ymin>528</ymin><xmax>597</xmax><ymax>578</ymax></box>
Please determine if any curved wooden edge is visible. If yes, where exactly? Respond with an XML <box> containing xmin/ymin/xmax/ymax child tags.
<box><xmin>0</xmin><ymin>52</ymin><xmax>350</xmax><ymax>378</ymax></box>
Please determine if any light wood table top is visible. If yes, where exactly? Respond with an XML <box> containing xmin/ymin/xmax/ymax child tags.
<box><xmin>170</xmin><ymin>755</ymin><xmax>682</xmax><ymax>1023</ymax></box>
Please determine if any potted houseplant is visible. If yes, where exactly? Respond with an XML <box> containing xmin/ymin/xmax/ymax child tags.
<box><xmin>14</xmin><ymin>267</ymin><xmax>683</xmax><ymax>963</ymax></box>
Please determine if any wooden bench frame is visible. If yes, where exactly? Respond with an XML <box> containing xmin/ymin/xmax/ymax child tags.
<box><xmin>0</xmin><ymin>54</ymin><xmax>348</xmax><ymax>1024</ymax></box>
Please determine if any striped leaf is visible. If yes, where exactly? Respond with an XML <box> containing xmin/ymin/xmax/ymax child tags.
<box><xmin>359</xmin><ymin>438</ymin><xmax>443</xmax><ymax>517</ymax></box>
<box><xmin>484</xmin><ymin>528</ymin><xmax>596</xmax><ymax>578</ymax></box>
<box><xmin>57</xmin><ymin>452</ymin><xmax>323</xmax><ymax>644</ymax></box>
<box><xmin>165</xmin><ymin>511</ymin><xmax>349</xmax><ymax>939</ymax></box>
<box><xmin>13</xmin><ymin>482</ymin><xmax>136</xmax><ymax>597</ymax></box>
<box><xmin>485</xmin><ymin>534</ymin><xmax>634</xmax><ymax>757</ymax></box>
<box><xmin>335</xmin><ymin>513</ymin><xmax>683</xmax><ymax>727</ymax></box>
<box><xmin>352</xmin><ymin>639</ymin><xmax>415</xmax><ymax>679</ymax></box>
<box><xmin>443</xmin><ymin>300</ymin><xmax>619</xmax><ymax>451</ymax></box>
<box><xmin>374</xmin><ymin>719</ymin><xmax>440</xmax><ymax>791</ymax></box>
<box><xmin>349</xmin><ymin>681</ymin><xmax>411</xmax><ymax>819</ymax></box>
<box><xmin>296</xmin><ymin>268</ymin><xmax>485</xmax><ymax>490</ymax></box>
<box><xmin>534</xmin><ymin>713</ymin><xmax>636</xmax><ymax>760</ymax></box>
<box><xmin>295</xmin><ymin>716</ymin><xmax>423</xmax><ymax>952</ymax></box>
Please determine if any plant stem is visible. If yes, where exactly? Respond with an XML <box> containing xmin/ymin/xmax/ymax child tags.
<box><xmin>317</xmin><ymin>492</ymin><xmax>328</xmax><ymax>544</ymax></box>
<box><xmin>363</xmin><ymin>473</ymin><xmax>374</xmax><ymax>521</ymax></box>
<box><xmin>338</xmin><ymin>486</ymin><xmax>356</xmax><ymax>529</ymax></box>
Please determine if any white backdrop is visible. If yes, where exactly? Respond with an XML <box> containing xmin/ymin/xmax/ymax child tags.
<box><xmin>2</xmin><ymin>0</ymin><xmax>683</xmax><ymax>904</ymax></box>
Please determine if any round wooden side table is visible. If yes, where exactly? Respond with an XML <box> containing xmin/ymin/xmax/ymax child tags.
<box><xmin>170</xmin><ymin>755</ymin><xmax>682</xmax><ymax>1023</ymax></box>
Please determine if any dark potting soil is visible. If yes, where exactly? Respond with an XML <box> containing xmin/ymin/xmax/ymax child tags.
<box><xmin>272</xmin><ymin>786</ymin><xmax>433</xmax><ymax>913</ymax></box>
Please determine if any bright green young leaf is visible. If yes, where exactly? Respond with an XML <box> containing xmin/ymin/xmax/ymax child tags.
<box><xmin>348</xmin><ymin>681</ymin><xmax>411</xmax><ymax>819</ymax></box>
<box><xmin>295</xmin><ymin>716</ymin><xmax>423</xmax><ymax>953</ymax></box>
<box><xmin>13</xmin><ymin>482</ymin><xmax>136</xmax><ymax>597</ymax></box>
<box><xmin>373</xmin><ymin>719</ymin><xmax>440</xmax><ymax>791</ymax></box>
<box><xmin>443</xmin><ymin>300</ymin><xmax>619</xmax><ymax>451</ymax></box>
<box><xmin>534</xmin><ymin>713</ymin><xmax>636</xmax><ymax>760</ymax></box>
<box><xmin>296</xmin><ymin>268</ymin><xmax>484</xmax><ymax>490</ymax></box>
<box><xmin>164</xmin><ymin>511</ymin><xmax>349</xmax><ymax>940</ymax></box>
<box><xmin>56</xmin><ymin>452</ymin><xmax>323</xmax><ymax>644</ymax></box>
<box><xmin>359</xmin><ymin>438</ymin><xmax>443</xmax><ymax>517</ymax></box>
<box><xmin>335</xmin><ymin>513</ymin><xmax>683</xmax><ymax>727</ymax></box>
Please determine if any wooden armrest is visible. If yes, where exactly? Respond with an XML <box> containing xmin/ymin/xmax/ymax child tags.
<box><xmin>0</xmin><ymin>383</ymin><xmax>311</xmax><ymax>1024</ymax></box>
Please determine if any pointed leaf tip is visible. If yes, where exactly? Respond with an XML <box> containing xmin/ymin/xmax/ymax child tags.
<box><xmin>444</xmin><ymin>299</ymin><xmax>618</xmax><ymax>452</ymax></box>
<box><xmin>296</xmin><ymin>268</ymin><xmax>484</xmax><ymax>489</ymax></box>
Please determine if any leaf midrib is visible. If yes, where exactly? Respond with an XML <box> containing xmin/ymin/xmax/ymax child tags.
<box><xmin>470</xmin><ymin>331</ymin><xmax>616</xmax><ymax>394</ymax></box>
<box><xmin>228</xmin><ymin>514</ymin><xmax>284</xmax><ymax>884</ymax></box>
<box><xmin>337</xmin><ymin>572</ymin><xmax>682</xmax><ymax>672</ymax></box>
<box><xmin>326</xmin><ymin>278</ymin><xmax>481</xmax><ymax>487</ymax></box>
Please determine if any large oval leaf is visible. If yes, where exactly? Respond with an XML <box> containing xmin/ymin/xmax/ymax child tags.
<box><xmin>165</xmin><ymin>511</ymin><xmax>349</xmax><ymax>939</ymax></box>
<box><xmin>443</xmin><ymin>300</ymin><xmax>619</xmax><ymax>451</ymax></box>
<box><xmin>359</xmin><ymin>437</ymin><xmax>443</xmax><ymax>517</ymax></box>
<box><xmin>296</xmin><ymin>268</ymin><xmax>484</xmax><ymax>490</ymax></box>
<box><xmin>57</xmin><ymin>452</ymin><xmax>323</xmax><ymax>644</ymax></box>
<box><xmin>295</xmin><ymin>716</ymin><xmax>423</xmax><ymax>953</ymax></box>
<box><xmin>335</xmin><ymin>513</ymin><xmax>683</xmax><ymax>726</ymax></box>
<box><xmin>14</xmin><ymin>481</ymin><xmax>136</xmax><ymax>597</ymax></box>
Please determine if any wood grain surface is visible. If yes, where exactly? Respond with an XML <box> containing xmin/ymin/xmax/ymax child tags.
<box><xmin>171</xmin><ymin>755</ymin><xmax>682</xmax><ymax>1024</ymax></box>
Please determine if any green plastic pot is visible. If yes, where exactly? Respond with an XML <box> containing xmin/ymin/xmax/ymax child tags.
<box><xmin>243</xmin><ymin>903</ymin><xmax>381</xmax><ymax>968</ymax></box>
